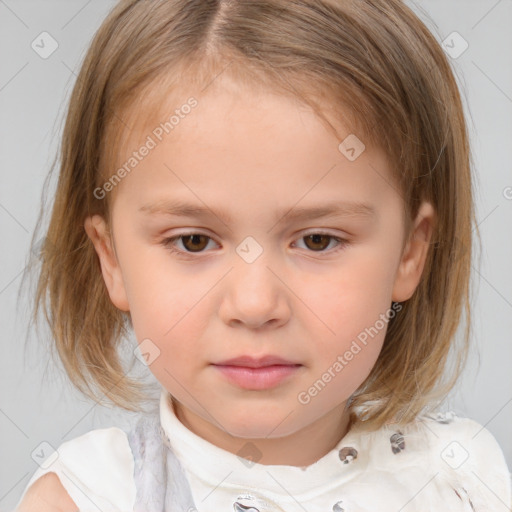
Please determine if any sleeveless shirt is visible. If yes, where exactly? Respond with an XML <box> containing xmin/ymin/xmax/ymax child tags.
<box><xmin>15</xmin><ymin>387</ymin><xmax>512</xmax><ymax>511</ymax></box>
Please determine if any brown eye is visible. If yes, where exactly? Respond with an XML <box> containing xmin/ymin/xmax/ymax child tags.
<box><xmin>303</xmin><ymin>234</ymin><xmax>332</xmax><ymax>251</ymax></box>
<box><xmin>181</xmin><ymin>234</ymin><xmax>210</xmax><ymax>252</ymax></box>
<box><xmin>161</xmin><ymin>233</ymin><xmax>218</xmax><ymax>256</ymax></box>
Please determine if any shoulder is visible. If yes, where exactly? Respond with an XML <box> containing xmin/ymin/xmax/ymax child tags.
<box><xmin>404</xmin><ymin>411</ymin><xmax>512</xmax><ymax>509</ymax></box>
<box><xmin>54</xmin><ymin>425</ymin><xmax>133</xmax><ymax>468</ymax></box>
<box><xmin>16</xmin><ymin>426</ymin><xmax>135</xmax><ymax>512</ymax></box>
<box><xmin>16</xmin><ymin>472</ymin><xmax>76</xmax><ymax>512</ymax></box>
<box><xmin>414</xmin><ymin>412</ymin><xmax>509</xmax><ymax>473</ymax></box>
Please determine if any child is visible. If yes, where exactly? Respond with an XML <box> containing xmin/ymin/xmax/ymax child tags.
<box><xmin>16</xmin><ymin>0</ymin><xmax>511</xmax><ymax>511</ymax></box>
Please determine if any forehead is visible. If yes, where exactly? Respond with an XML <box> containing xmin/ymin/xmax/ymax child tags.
<box><xmin>104</xmin><ymin>65</ymin><xmax>382</xmax><ymax>173</ymax></box>
<box><xmin>106</xmin><ymin>83</ymin><xmax>403</xmax><ymax>230</ymax></box>
<box><xmin>100</xmin><ymin>71</ymin><xmax>403</xmax><ymax>230</ymax></box>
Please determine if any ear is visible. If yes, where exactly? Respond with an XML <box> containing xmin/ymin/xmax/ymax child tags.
<box><xmin>392</xmin><ymin>201</ymin><xmax>436</xmax><ymax>302</ymax></box>
<box><xmin>84</xmin><ymin>214</ymin><xmax>130</xmax><ymax>312</ymax></box>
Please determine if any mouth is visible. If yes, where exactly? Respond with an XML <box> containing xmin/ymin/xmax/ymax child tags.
<box><xmin>213</xmin><ymin>354</ymin><xmax>301</xmax><ymax>368</ymax></box>
<box><xmin>212</xmin><ymin>360</ymin><xmax>302</xmax><ymax>390</ymax></box>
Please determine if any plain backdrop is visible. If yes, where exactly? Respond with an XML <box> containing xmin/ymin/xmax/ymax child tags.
<box><xmin>1</xmin><ymin>1</ymin><xmax>511</xmax><ymax>510</ymax></box>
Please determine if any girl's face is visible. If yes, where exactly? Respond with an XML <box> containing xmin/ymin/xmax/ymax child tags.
<box><xmin>86</xmin><ymin>75</ymin><xmax>434</xmax><ymax>465</ymax></box>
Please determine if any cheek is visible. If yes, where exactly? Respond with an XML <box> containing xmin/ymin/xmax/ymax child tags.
<box><xmin>129</xmin><ymin>283</ymin><xmax>206</xmax><ymax>347</ymax></box>
<box><xmin>129</xmin><ymin>288</ymin><xmax>207</xmax><ymax>390</ymax></box>
<box><xmin>305</xmin><ymin>255</ymin><xmax>396</xmax><ymax>338</ymax></box>
<box><xmin>299</xmin><ymin>253</ymin><xmax>397</xmax><ymax>386</ymax></box>
<box><xmin>119</xmin><ymin>244</ymin><xmax>200</xmax><ymax>330</ymax></box>
<box><xmin>123</xmin><ymin>258</ymin><xmax>212</xmax><ymax>372</ymax></box>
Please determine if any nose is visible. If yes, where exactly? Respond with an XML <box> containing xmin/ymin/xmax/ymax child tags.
<box><xmin>218</xmin><ymin>253</ymin><xmax>291</xmax><ymax>330</ymax></box>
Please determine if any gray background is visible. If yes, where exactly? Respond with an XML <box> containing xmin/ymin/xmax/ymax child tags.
<box><xmin>1</xmin><ymin>1</ymin><xmax>511</xmax><ymax>510</ymax></box>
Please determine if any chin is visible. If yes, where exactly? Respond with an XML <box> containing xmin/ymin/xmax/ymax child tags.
<box><xmin>221</xmin><ymin>410</ymin><xmax>300</xmax><ymax>439</ymax></box>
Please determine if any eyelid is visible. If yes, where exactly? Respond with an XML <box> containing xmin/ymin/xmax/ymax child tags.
<box><xmin>164</xmin><ymin>229</ymin><xmax>221</xmax><ymax>246</ymax></box>
<box><xmin>163</xmin><ymin>227</ymin><xmax>347</xmax><ymax>240</ymax></box>
<box><xmin>160</xmin><ymin>231</ymin><xmax>220</xmax><ymax>257</ymax></box>
<box><xmin>291</xmin><ymin>230</ymin><xmax>348</xmax><ymax>252</ymax></box>
<box><xmin>299</xmin><ymin>228</ymin><xmax>345</xmax><ymax>238</ymax></box>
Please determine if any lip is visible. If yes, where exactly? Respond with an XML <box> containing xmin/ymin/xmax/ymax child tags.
<box><xmin>213</xmin><ymin>364</ymin><xmax>302</xmax><ymax>390</ymax></box>
<box><xmin>212</xmin><ymin>355</ymin><xmax>302</xmax><ymax>390</ymax></box>
<box><xmin>214</xmin><ymin>355</ymin><xmax>300</xmax><ymax>368</ymax></box>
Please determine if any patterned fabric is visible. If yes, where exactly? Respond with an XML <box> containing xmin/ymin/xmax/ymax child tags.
<box><xmin>122</xmin><ymin>393</ymin><xmax>512</xmax><ymax>512</ymax></box>
<box><xmin>17</xmin><ymin>389</ymin><xmax>510</xmax><ymax>511</ymax></box>
<box><xmin>127</xmin><ymin>413</ymin><xmax>197</xmax><ymax>512</ymax></box>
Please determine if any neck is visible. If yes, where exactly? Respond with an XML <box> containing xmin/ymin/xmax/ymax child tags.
<box><xmin>170</xmin><ymin>396</ymin><xmax>353</xmax><ymax>467</ymax></box>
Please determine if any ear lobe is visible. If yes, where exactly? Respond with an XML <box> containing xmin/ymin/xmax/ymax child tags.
<box><xmin>84</xmin><ymin>214</ymin><xmax>130</xmax><ymax>312</ymax></box>
<box><xmin>392</xmin><ymin>202</ymin><xmax>436</xmax><ymax>302</ymax></box>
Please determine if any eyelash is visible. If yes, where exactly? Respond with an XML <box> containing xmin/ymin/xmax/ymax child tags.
<box><xmin>160</xmin><ymin>231</ymin><xmax>349</xmax><ymax>257</ymax></box>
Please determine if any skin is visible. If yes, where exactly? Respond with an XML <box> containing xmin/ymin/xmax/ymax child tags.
<box><xmin>16</xmin><ymin>472</ymin><xmax>78</xmax><ymax>511</ymax></box>
<box><xmin>85</xmin><ymin>74</ymin><xmax>435</xmax><ymax>467</ymax></box>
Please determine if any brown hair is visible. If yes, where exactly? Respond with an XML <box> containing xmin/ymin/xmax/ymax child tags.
<box><xmin>21</xmin><ymin>0</ymin><xmax>479</xmax><ymax>428</ymax></box>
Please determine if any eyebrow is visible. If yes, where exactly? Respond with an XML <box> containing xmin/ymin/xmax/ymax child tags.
<box><xmin>139</xmin><ymin>198</ymin><xmax>377</xmax><ymax>225</ymax></box>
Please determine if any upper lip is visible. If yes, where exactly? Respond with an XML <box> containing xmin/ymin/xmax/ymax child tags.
<box><xmin>213</xmin><ymin>355</ymin><xmax>301</xmax><ymax>368</ymax></box>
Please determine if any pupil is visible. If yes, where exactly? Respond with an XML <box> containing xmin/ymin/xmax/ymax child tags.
<box><xmin>184</xmin><ymin>234</ymin><xmax>206</xmax><ymax>252</ymax></box>
<box><xmin>307</xmin><ymin>234</ymin><xmax>328</xmax><ymax>250</ymax></box>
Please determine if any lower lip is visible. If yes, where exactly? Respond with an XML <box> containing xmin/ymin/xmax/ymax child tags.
<box><xmin>214</xmin><ymin>364</ymin><xmax>302</xmax><ymax>390</ymax></box>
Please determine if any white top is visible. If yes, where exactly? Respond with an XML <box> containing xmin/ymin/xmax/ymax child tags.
<box><xmin>16</xmin><ymin>388</ymin><xmax>512</xmax><ymax>512</ymax></box>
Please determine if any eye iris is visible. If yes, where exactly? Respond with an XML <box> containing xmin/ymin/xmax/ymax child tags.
<box><xmin>177</xmin><ymin>234</ymin><xmax>335</xmax><ymax>253</ymax></box>
<box><xmin>182</xmin><ymin>234</ymin><xmax>208</xmax><ymax>252</ymax></box>
<box><xmin>305</xmin><ymin>234</ymin><xmax>330</xmax><ymax>251</ymax></box>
